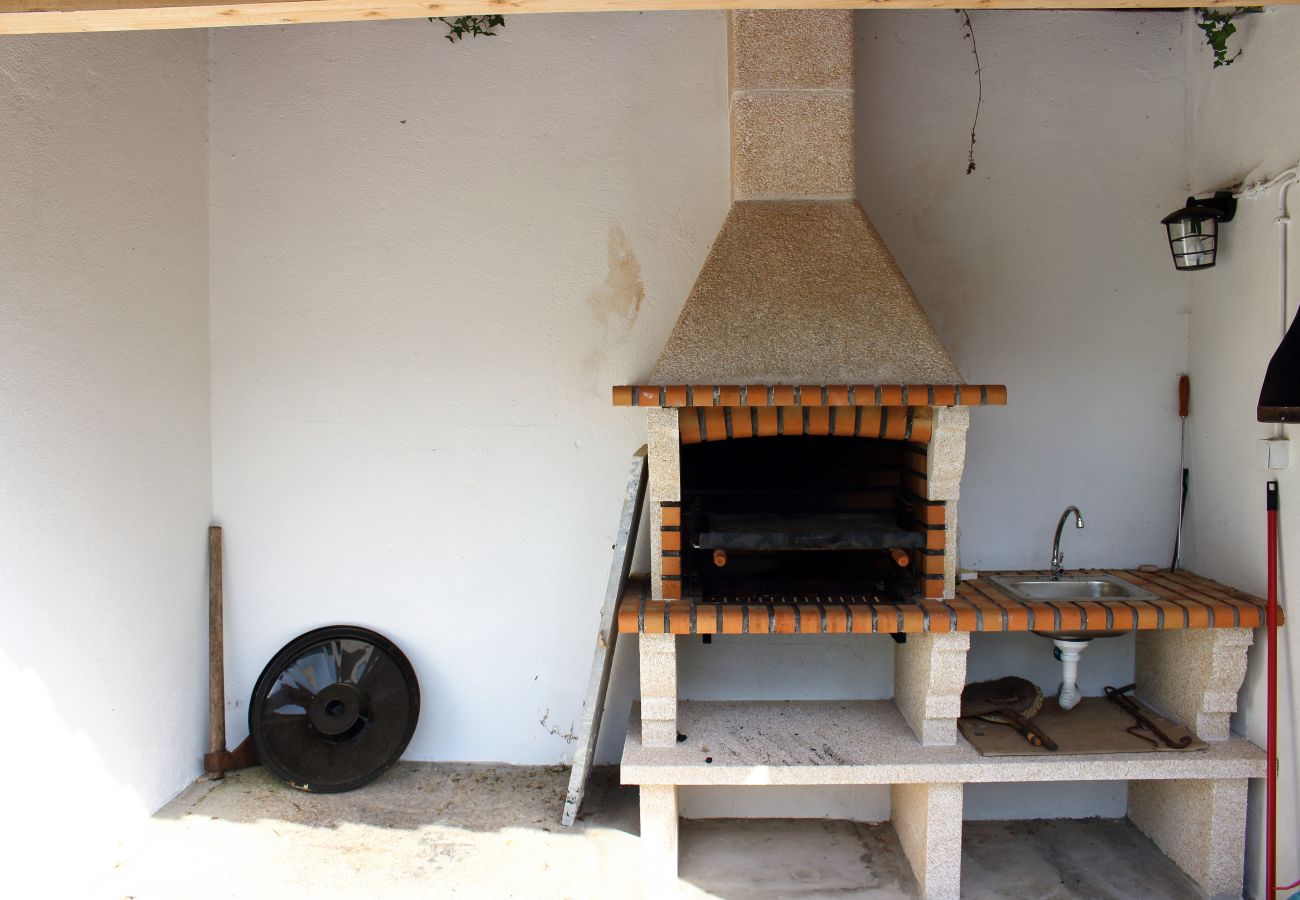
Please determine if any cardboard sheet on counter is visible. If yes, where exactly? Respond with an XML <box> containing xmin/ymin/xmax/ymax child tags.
<box><xmin>958</xmin><ymin>695</ymin><xmax>1207</xmax><ymax>757</ymax></box>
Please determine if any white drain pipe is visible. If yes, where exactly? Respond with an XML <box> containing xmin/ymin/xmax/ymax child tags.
<box><xmin>1053</xmin><ymin>637</ymin><xmax>1091</xmax><ymax>710</ymax></box>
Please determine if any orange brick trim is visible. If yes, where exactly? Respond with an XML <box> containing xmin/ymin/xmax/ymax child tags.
<box><xmin>678</xmin><ymin>406</ymin><xmax>935</xmax><ymax>444</ymax></box>
<box><xmin>905</xmin><ymin>498</ymin><xmax>946</xmax><ymax>527</ymax></box>
<box><xmin>615</xmin><ymin>570</ymin><xmax>1271</xmax><ymax>635</ymax></box>
<box><xmin>904</xmin><ymin>442</ymin><xmax>928</xmax><ymax>475</ymax></box>
<box><xmin>660</xmin><ymin>502</ymin><xmax>682</xmax><ymax>601</ymax></box>
<box><xmin>919</xmin><ymin>551</ymin><xmax>946</xmax><ymax>575</ymax></box>
<box><xmin>612</xmin><ymin>384</ymin><xmax>1007</xmax><ymax>408</ymax></box>
<box><xmin>902</xmin><ymin>468</ymin><xmax>928</xmax><ymax>499</ymax></box>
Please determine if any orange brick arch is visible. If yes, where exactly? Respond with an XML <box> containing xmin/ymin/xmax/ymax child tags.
<box><xmin>677</xmin><ymin>405</ymin><xmax>934</xmax><ymax>444</ymax></box>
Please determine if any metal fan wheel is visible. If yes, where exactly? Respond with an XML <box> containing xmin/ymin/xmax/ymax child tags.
<box><xmin>249</xmin><ymin>625</ymin><xmax>420</xmax><ymax>793</ymax></box>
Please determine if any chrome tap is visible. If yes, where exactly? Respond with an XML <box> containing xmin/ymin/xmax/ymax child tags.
<box><xmin>1051</xmin><ymin>506</ymin><xmax>1085</xmax><ymax>580</ymax></box>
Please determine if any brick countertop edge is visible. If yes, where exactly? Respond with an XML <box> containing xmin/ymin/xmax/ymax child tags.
<box><xmin>615</xmin><ymin>569</ymin><xmax>1273</xmax><ymax>635</ymax></box>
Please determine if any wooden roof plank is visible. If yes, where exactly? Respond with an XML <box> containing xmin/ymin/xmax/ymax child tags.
<box><xmin>0</xmin><ymin>0</ymin><xmax>1277</xmax><ymax>36</ymax></box>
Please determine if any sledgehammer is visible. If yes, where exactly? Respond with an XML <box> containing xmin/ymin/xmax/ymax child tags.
<box><xmin>203</xmin><ymin>525</ymin><xmax>256</xmax><ymax>777</ymax></box>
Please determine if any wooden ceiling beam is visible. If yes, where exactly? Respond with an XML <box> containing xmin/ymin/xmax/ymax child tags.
<box><xmin>0</xmin><ymin>0</ymin><xmax>1281</xmax><ymax>36</ymax></box>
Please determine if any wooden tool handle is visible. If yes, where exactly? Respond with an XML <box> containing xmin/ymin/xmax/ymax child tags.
<box><xmin>890</xmin><ymin>548</ymin><xmax>910</xmax><ymax>567</ymax></box>
<box><xmin>1025</xmin><ymin>719</ymin><xmax>1059</xmax><ymax>752</ymax></box>
<box><xmin>713</xmin><ymin>549</ymin><xmax>727</xmax><ymax>567</ymax></box>
<box><xmin>208</xmin><ymin>526</ymin><xmax>226</xmax><ymax>764</ymax></box>
<box><xmin>1178</xmin><ymin>374</ymin><xmax>1190</xmax><ymax>418</ymax></box>
<box><xmin>998</xmin><ymin>708</ymin><xmax>1059</xmax><ymax>751</ymax></box>
<box><xmin>1000</xmin><ymin>709</ymin><xmax>1041</xmax><ymax>746</ymax></box>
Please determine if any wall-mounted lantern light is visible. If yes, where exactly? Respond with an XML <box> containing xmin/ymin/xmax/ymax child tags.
<box><xmin>1161</xmin><ymin>191</ymin><xmax>1237</xmax><ymax>271</ymax></box>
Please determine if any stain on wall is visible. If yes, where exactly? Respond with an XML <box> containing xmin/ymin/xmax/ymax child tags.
<box><xmin>588</xmin><ymin>224</ymin><xmax>645</xmax><ymax>339</ymax></box>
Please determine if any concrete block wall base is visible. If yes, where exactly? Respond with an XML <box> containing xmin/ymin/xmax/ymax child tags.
<box><xmin>894</xmin><ymin>631</ymin><xmax>970</xmax><ymax>746</ymax></box>
<box><xmin>1129</xmin><ymin>778</ymin><xmax>1248</xmax><ymax>899</ymax></box>
<box><xmin>892</xmin><ymin>782</ymin><xmax>963</xmax><ymax>899</ymax></box>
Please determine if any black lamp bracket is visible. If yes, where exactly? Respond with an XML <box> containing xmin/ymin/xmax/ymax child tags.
<box><xmin>1191</xmin><ymin>190</ymin><xmax>1238</xmax><ymax>223</ymax></box>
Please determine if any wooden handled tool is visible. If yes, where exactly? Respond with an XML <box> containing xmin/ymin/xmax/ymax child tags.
<box><xmin>991</xmin><ymin>707</ymin><xmax>1059</xmax><ymax>751</ymax></box>
<box><xmin>203</xmin><ymin>524</ymin><xmax>257</xmax><ymax>777</ymax></box>
<box><xmin>1171</xmin><ymin>375</ymin><xmax>1190</xmax><ymax>572</ymax></box>
<box><xmin>207</xmin><ymin>525</ymin><xmax>225</xmax><ymax>769</ymax></box>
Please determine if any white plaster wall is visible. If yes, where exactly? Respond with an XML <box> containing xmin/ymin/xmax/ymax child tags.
<box><xmin>208</xmin><ymin>14</ymin><xmax>730</xmax><ymax>762</ymax></box>
<box><xmin>0</xmin><ymin>32</ymin><xmax>210</xmax><ymax>894</ymax></box>
<box><xmin>1182</xmin><ymin>8</ymin><xmax>1300</xmax><ymax>895</ymax></box>
<box><xmin>857</xmin><ymin>9</ymin><xmax>1189</xmax><ymax>574</ymax></box>
<box><xmin>207</xmin><ymin>12</ymin><xmax>1190</xmax><ymax>829</ymax></box>
<box><xmin>856</xmin><ymin>9</ymin><xmax>1188</xmax><ymax>820</ymax></box>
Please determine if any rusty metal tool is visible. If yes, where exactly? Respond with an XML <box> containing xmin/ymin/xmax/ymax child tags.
<box><xmin>1171</xmin><ymin>374</ymin><xmax>1190</xmax><ymax>572</ymax></box>
<box><xmin>1104</xmin><ymin>683</ymin><xmax>1192</xmax><ymax>749</ymax></box>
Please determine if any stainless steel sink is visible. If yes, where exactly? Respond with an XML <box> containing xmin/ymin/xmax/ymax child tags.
<box><xmin>988</xmin><ymin>573</ymin><xmax>1159</xmax><ymax>604</ymax></box>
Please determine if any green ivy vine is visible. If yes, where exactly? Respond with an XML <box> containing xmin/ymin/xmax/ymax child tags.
<box><xmin>431</xmin><ymin>15</ymin><xmax>506</xmax><ymax>42</ymax></box>
<box><xmin>1197</xmin><ymin>8</ymin><xmax>1243</xmax><ymax>67</ymax></box>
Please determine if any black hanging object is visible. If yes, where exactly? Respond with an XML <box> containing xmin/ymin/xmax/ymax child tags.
<box><xmin>249</xmin><ymin>625</ymin><xmax>420</xmax><ymax>793</ymax></box>
<box><xmin>1259</xmin><ymin>311</ymin><xmax>1300</xmax><ymax>422</ymax></box>
<box><xmin>1161</xmin><ymin>191</ymin><xmax>1236</xmax><ymax>271</ymax></box>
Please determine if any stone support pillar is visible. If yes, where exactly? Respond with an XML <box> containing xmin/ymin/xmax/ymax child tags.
<box><xmin>895</xmin><ymin>631</ymin><xmax>969</xmax><ymax>746</ymax></box>
<box><xmin>645</xmin><ymin>407</ymin><xmax>680</xmax><ymax>602</ymax></box>
<box><xmin>1129</xmin><ymin>778</ymin><xmax>1248</xmax><ymax>899</ymax></box>
<box><xmin>927</xmin><ymin>406</ymin><xmax>969</xmax><ymax>597</ymax></box>
<box><xmin>638</xmin><ymin>785</ymin><xmax>680</xmax><ymax>897</ymax></box>
<box><xmin>639</xmin><ymin>632</ymin><xmax>678</xmax><ymax>748</ymax></box>
<box><xmin>891</xmin><ymin>782</ymin><xmax>963</xmax><ymax>899</ymax></box>
<box><xmin>1135</xmin><ymin>628</ymin><xmax>1253</xmax><ymax>741</ymax></box>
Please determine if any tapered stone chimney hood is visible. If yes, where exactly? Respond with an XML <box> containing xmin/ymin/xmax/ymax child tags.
<box><xmin>650</xmin><ymin>10</ymin><xmax>962</xmax><ymax>387</ymax></box>
<box><xmin>613</xmin><ymin>11</ymin><xmax>1006</xmax><ymax>609</ymax></box>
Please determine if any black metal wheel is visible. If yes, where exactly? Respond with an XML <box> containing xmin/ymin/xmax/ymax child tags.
<box><xmin>249</xmin><ymin>625</ymin><xmax>420</xmax><ymax>793</ymax></box>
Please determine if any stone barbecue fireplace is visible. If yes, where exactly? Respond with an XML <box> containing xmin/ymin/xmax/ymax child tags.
<box><xmin>598</xmin><ymin>15</ymin><xmax>1270</xmax><ymax>900</ymax></box>
<box><xmin>613</xmin><ymin>10</ymin><xmax>1005</xmax><ymax>607</ymax></box>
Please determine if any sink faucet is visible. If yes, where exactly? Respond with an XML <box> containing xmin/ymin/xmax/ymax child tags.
<box><xmin>1051</xmin><ymin>506</ymin><xmax>1085</xmax><ymax>580</ymax></box>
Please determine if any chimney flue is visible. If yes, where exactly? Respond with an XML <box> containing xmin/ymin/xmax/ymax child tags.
<box><xmin>729</xmin><ymin>10</ymin><xmax>856</xmax><ymax>202</ymax></box>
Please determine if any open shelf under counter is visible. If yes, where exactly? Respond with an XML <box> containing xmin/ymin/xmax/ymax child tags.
<box><xmin>620</xmin><ymin>700</ymin><xmax>1266</xmax><ymax>787</ymax></box>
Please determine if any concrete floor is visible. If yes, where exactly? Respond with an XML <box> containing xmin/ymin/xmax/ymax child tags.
<box><xmin>101</xmin><ymin>763</ymin><xmax>1205</xmax><ymax>899</ymax></box>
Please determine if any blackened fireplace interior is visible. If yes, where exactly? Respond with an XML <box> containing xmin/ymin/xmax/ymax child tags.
<box><xmin>678</xmin><ymin>436</ymin><xmax>929</xmax><ymax>604</ymax></box>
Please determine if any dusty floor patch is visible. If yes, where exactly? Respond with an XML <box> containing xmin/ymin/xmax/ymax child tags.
<box><xmin>101</xmin><ymin>763</ymin><xmax>1203</xmax><ymax>899</ymax></box>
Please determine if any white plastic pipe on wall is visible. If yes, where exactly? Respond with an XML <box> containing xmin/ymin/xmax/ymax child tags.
<box><xmin>1233</xmin><ymin>164</ymin><xmax>1298</xmax><ymax>440</ymax></box>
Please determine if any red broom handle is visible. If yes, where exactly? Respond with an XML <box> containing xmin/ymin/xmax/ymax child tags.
<box><xmin>1267</xmin><ymin>480</ymin><xmax>1279</xmax><ymax>897</ymax></box>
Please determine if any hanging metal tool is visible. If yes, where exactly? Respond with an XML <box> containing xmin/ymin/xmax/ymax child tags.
<box><xmin>1171</xmin><ymin>374</ymin><xmax>1190</xmax><ymax>571</ymax></box>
